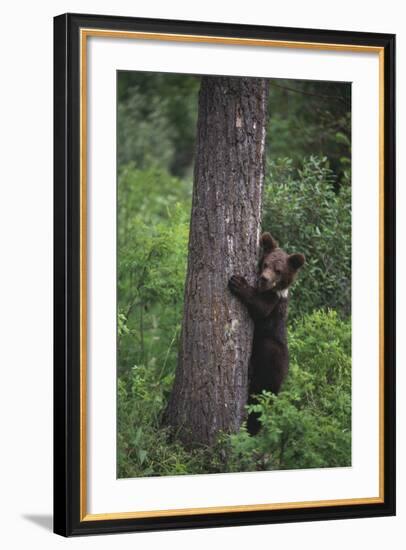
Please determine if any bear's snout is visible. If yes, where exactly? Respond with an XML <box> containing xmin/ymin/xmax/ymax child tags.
<box><xmin>258</xmin><ymin>274</ymin><xmax>272</xmax><ymax>284</ymax></box>
<box><xmin>257</xmin><ymin>273</ymin><xmax>276</xmax><ymax>292</ymax></box>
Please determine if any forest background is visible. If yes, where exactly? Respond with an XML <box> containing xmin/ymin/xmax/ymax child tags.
<box><xmin>117</xmin><ymin>72</ymin><xmax>352</xmax><ymax>478</ymax></box>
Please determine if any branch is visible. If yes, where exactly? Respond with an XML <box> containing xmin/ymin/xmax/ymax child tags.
<box><xmin>269</xmin><ymin>82</ymin><xmax>347</xmax><ymax>105</ymax></box>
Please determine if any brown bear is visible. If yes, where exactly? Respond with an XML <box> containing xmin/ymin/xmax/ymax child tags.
<box><xmin>228</xmin><ymin>232</ymin><xmax>305</xmax><ymax>435</ymax></box>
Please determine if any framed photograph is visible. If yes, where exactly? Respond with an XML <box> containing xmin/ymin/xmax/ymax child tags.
<box><xmin>53</xmin><ymin>13</ymin><xmax>395</xmax><ymax>536</ymax></box>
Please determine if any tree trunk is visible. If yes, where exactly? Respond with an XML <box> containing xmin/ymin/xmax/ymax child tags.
<box><xmin>164</xmin><ymin>76</ymin><xmax>269</xmax><ymax>446</ymax></box>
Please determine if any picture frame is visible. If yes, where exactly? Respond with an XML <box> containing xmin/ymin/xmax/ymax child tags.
<box><xmin>53</xmin><ymin>12</ymin><xmax>396</xmax><ymax>537</ymax></box>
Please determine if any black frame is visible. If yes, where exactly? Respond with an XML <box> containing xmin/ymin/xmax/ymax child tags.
<box><xmin>54</xmin><ymin>12</ymin><xmax>396</xmax><ymax>537</ymax></box>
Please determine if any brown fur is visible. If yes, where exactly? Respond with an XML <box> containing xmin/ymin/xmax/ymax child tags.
<box><xmin>228</xmin><ymin>232</ymin><xmax>305</xmax><ymax>434</ymax></box>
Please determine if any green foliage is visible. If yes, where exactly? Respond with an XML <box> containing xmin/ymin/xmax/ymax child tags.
<box><xmin>118</xmin><ymin>310</ymin><xmax>351</xmax><ymax>477</ymax></box>
<box><xmin>263</xmin><ymin>156</ymin><xmax>351</xmax><ymax>319</ymax></box>
<box><xmin>117</xmin><ymin>73</ymin><xmax>200</xmax><ymax>177</ymax></box>
<box><xmin>117</xmin><ymin>74</ymin><xmax>351</xmax><ymax>184</ymax></box>
<box><xmin>225</xmin><ymin>310</ymin><xmax>351</xmax><ymax>471</ymax></box>
<box><xmin>118</xmin><ymin>365</ymin><xmax>191</xmax><ymax>477</ymax></box>
<box><xmin>267</xmin><ymin>80</ymin><xmax>351</xmax><ymax>183</ymax></box>
<box><xmin>117</xmin><ymin>165</ymin><xmax>195</xmax><ymax>477</ymax></box>
<box><xmin>118</xmin><ymin>164</ymin><xmax>192</xmax><ymax>228</ymax></box>
<box><xmin>116</xmin><ymin>73</ymin><xmax>352</xmax><ymax>478</ymax></box>
<box><xmin>118</xmin><ymin>363</ymin><xmax>223</xmax><ymax>478</ymax></box>
<box><xmin>117</xmin><ymin>166</ymin><xmax>191</xmax><ymax>377</ymax></box>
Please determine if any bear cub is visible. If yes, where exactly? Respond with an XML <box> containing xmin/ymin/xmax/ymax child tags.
<box><xmin>228</xmin><ymin>232</ymin><xmax>305</xmax><ymax>434</ymax></box>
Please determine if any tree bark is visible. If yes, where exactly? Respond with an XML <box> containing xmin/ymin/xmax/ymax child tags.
<box><xmin>164</xmin><ymin>76</ymin><xmax>269</xmax><ymax>446</ymax></box>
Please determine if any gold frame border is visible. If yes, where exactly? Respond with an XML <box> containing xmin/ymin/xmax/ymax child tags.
<box><xmin>79</xmin><ymin>28</ymin><xmax>385</xmax><ymax>522</ymax></box>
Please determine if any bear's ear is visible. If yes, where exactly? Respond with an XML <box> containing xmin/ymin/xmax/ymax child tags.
<box><xmin>261</xmin><ymin>232</ymin><xmax>278</xmax><ymax>253</ymax></box>
<box><xmin>288</xmin><ymin>253</ymin><xmax>305</xmax><ymax>271</ymax></box>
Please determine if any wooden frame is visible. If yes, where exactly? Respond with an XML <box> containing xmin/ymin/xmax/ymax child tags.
<box><xmin>54</xmin><ymin>12</ymin><xmax>396</xmax><ymax>536</ymax></box>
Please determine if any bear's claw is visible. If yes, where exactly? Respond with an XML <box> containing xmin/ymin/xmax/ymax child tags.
<box><xmin>228</xmin><ymin>275</ymin><xmax>248</xmax><ymax>293</ymax></box>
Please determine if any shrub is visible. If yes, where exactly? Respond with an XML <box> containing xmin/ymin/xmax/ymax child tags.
<box><xmin>262</xmin><ymin>156</ymin><xmax>351</xmax><ymax>319</ymax></box>
<box><xmin>226</xmin><ymin>310</ymin><xmax>351</xmax><ymax>471</ymax></box>
<box><xmin>118</xmin><ymin>366</ymin><xmax>195</xmax><ymax>477</ymax></box>
<box><xmin>118</xmin><ymin>310</ymin><xmax>351</xmax><ymax>476</ymax></box>
<box><xmin>117</xmin><ymin>166</ymin><xmax>191</xmax><ymax>377</ymax></box>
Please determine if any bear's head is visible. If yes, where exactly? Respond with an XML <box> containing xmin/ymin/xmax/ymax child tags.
<box><xmin>257</xmin><ymin>232</ymin><xmax>305</xmax><ymax>293</ymax></box>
